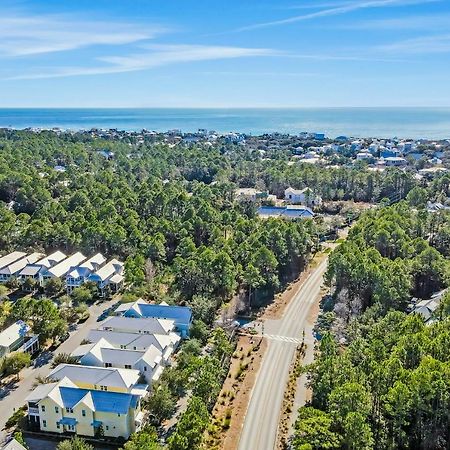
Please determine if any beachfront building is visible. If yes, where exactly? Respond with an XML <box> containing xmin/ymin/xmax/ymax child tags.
<box><xmin>66</xmin><ymin>253</ymin><xmax>106</xmax><ymax>294</ymax></box>
<box><xmin>26</xmin><ymin>378</ymin><xmax>143</xmax><ymax>439</ymax></box>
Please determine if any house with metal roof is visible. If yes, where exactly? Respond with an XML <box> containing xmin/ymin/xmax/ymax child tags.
<box><xmin>0</xmin><ymin>252</ymin><xmax>45</xmax><ymax>283</ymax></box>
<box><xmin>88</xmin><ymin>258</ymin><xmax>124</xmax><ymax>297</ymax></box>
<box><xmin>0</xmin><ymin>320</ymin><xmax>39</xmax><ymax>359</ymax></box>
<box><xmin>48</xmin><ymin>364</ymin><xmax>144</xmax><ymax>395</ymax></box>
<box><xmin>66</xmin><ymin>253</ymin><xmax>106</xmax><ymax>294</ymax></box>
<box><xmin>86</xmin><ymin>329</ymin><xmax>180</xmax><ymax>360</ymax></box>
<box><xmin>0</xmin><ymin>252</ymin><xmax>27</xmax><ymax>271</ymax></box>
<box><xmin>70</xmin><ymin>339</ymin><xmax>163</xmax><ymax>384</ymax></box>
<box><xmin>99</xmin><ymin>316</ymin><xmax>175</xmax><ymax>336</ymax></box>
<box><xmin>257</xmin><ymin>205</ymin><xmax>315</xmax><ymax>220</ymax></box>
<box><xmin>26</xmin><ymin>377</ymin><xmax>143</xmax><ymax>439</ymax></box>
<box><xmin>41</xmin><ymin>252</ymin><xmax>86</xmax><ymax>285</ymax></box>
<box><xmin>18</xmin><ymin>251</ymin><xmax>67</xmax><ymax>289</ymax></box>
<box><xmin>115</xmin><ymin>300</ymin><xmax>192</xmax><ymax>338</ymax></box>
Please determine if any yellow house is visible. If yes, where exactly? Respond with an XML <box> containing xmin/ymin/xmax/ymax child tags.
<box><xmin>26</xmin><ymin>378</ymin><xmax>144</xmax><ymax>439</ymax></box>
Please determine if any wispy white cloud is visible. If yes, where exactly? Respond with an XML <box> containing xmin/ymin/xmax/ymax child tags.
<box><xmin>7</xmin><ymin>44</ymin><xmax>279</xmax><ymax>80</ymax></box>
<box><xmin>340</xmin><ymin>13</ymin><xmax>450</xmax><ymax>29</ymax></box>
<box><xmin>232</xmin><ymin>0</ymin><xmax>442</xmax><ymax>32</ymax></box>
<box><xmin>0</xmin><ymin>11</ymin><xmax>165</xmax><ymax>56</ymax></box>
<box><xmin>379</xmin><ymin>33</ymin><xmax>450</xmax><ymax>53</ymax></box>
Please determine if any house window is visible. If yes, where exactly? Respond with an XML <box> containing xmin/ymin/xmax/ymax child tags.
<box><xmin>105</xmin><ymin>363</ymin><xmax>112</xmax><ymax>368</ymax></box>
<box><xmin>117</xmin><ymin>413</ymin><xmax>120</xmax><ymax>417</ymax></box>
<box><xmin>82</xmin><ymin>410</ymin><xmax>86</xmax><ymax>417</ymax></box>
<box><xmin>41</xmin><ymin>405</ymin><xmax>46</xmax><ymax>412</ymax></box>
<box><xmin>143</xmin><ymin>366</ymin><xmax>147</xmax><ymax>371</ymax></box>
<box><xmin>106</xmin><ymin>426</ymin><xmax>109</xmax><ymax>431</ymax></box>
<box><xmin>42</xmin><ymin>420</ymin><xmax>47</xmax><ymax>428</ymax></box>
<box><xmin>56</xmin><ymin>423</ymin><xmax>60</xmax><ymax>429</ymax></box>
<box><xmin>101</xmin><ymin>385</ymin><xmax>107</xmax><ymax>391</ymax></box>
<box><xmin>125</xmin><ymin>364</ymin><xmax>132</xmax><ymax>369</ymax></box>
<box><xmin>55</xmin><ymin>406</ymin><xmax>59</xmax><ymax>413</ymax></box>
<box><xmin>66</xmin><ymin>407</ymin><xmax>73</xmax><ymax>413</ymax></box>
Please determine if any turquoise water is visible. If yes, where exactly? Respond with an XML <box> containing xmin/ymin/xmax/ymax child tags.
<box><xmin>0</xmin><ymin>108</ymin><xmax>449</xmax><ymax>139</ymax></box>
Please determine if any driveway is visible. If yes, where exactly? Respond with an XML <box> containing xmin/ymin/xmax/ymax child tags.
<box><xmin>0</xmin><ymin>297</ymin><xmax>120</xmax><ymax>435</ymax></box>
<box><xmin>237</xmin><ymin>257</ymin><xmax>328</xmax><ymax>450</ymax></box>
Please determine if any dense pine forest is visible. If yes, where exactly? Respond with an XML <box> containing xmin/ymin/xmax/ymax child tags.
<box><xmin>3</xmin><ymin>130</ymin><xmax>450</xmax><ymax>449</ymax></box>
<box><xmin>296</xmin><ymin>203</ymin><xmax>450</xmax><ymax>450</ymax></box>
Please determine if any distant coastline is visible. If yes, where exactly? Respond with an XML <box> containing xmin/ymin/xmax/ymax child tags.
<box><xmin>0</xmin><ymin>107</ymin><xmax>449</xmax><ymax>140</ymax></box>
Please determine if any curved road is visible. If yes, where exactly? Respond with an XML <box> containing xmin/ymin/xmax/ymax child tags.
<box><xmin>238</xmin><ymin>257</ymin><xmax>328</xmax><ymax>450</ymax></box>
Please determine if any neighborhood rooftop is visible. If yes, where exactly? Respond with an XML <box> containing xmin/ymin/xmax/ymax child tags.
<box><xmin>0</xmin><ymin>251</ymin><xmax>27</xmax><ymax>270</ymax></box>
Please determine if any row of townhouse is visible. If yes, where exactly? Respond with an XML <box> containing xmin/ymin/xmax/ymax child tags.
<box><xmin>0</xmin><ymin>250</ymin><xmax>124</xmax><ymax>296</ymax></box>
<box><xmin>26</xmin><ymin>300</ymin><xmax>192</xmax><ymax>441</ymax></box>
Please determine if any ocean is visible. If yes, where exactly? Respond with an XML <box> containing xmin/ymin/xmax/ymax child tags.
<box><xmin>0</xmin><ymin>107</ymin><xmax>449</xmax><ymax>140</ymax></box>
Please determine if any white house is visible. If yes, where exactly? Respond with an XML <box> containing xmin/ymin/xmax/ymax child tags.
<box><xmin>0</xmin><ymin>252</ymin><xmax>44</xmax><ymax>283</ymax></box>
<box><xmin>41</xmin><ymin>252</ymin><xmax>86</xmax><ymax>285</ymax></box>
<box><xmin>99</xmin><ymin>316</ymin><xmax>175</xmax><ymax>336</ymax></box>
<box><xmin>87</xmin><ymin>329</ymin><xmax>180</xmax><ymax>361</ymax></box>
<box><xmin>66</xmin><ymin>253</ymin><xmax>106</xmax><ymax>294</ymax></box>
<box><xmin>88</xmin><ymin>258</ymin><xmax>124</xmax><ymax>297</ymax></box>
<box><xmin>284</xmin><ymin>187</ymin><xmax>322</xmax><ymax>207</ymax></box>
<box><xmin>71</xmin><ymin>339</ymin><xmax>163</xmax><ymax>384</ymax></box>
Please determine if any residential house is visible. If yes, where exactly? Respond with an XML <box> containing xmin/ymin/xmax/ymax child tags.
<box><xmin>356</xmin><ymin>151</ymin><xmax>373</xmax><ymax>161</ymax></box>
<box><xmin>87</xmin><ymin>329</ymin><xmax>180</xmax><ymax>360</ymax></box>
<box><xmin>234</xmin><ymin>188</ymin><xmax>267</xmax><ymax>202</ymax></box>
<box><xmin>41</xmin><ymin>252</ymin><xmax>86</xmax><ymax>285</ymax></box>
<box><xmin>0</xmin><ymin>252</ymin><xmax>45</xmax><ymax>283</ymax></box>
<box><xmin>257</xmin><ymin>205</ymin><xmax>314</xmax><ymax>220</ymax></box>
<box><xmin>0</xmin><ymin>320</ymin><xmax>39</xmax><ymax>359</ymax></box>
<box><xmin>98</xmin><ymin>316</ymin><xmax>175</xmax><ymax>336</ymax></box>
<box><xmin>26</xmin><ymin>377</ymin><xmax>143</xmax><ymax>439</ymax></box>
<box><xmin>66</xmin><ymin>253</ymin><xmax>106</xmax><ymax>294</ymax></box>
<box><xmin>71</xmin><ymin>339</ymin><xmax>163</xmax><ymax>384</ymax></box>
<box><xmin>88</xmin><ymin>258</ymin><xmax>124</xmax><ymax>297</ymax></box>
<box><xmin>0</xmin><ymin>252</ymin><xmax>27</xmax><ymax>271</ymax></box>
<box><xmin>284</xmin><ymin>187</ymin><xmax>322</xmax><ymax>207</ymax></box>
<box><xmin>115</xmin><ymin>300</ymin><xmax>192</xmax><ymax>338</ymax></box>
<box><xmin>383</xmin><ymin>157</ymin><xmax>407</xmax><ymax>167</ymax></box>
<box><xmin>48</xmin><ymin>364</ymin><xmax>144</xmax><ymax>394</ymax></box>
<box><xmin>19</xmin><ymin>251</ymin><xmax>66</xmax><ymax>281</ymax></box>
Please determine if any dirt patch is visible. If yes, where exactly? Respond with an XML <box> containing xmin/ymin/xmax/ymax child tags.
<box><xmin>204</xmin><ymin>335</ymin><xmax>267</xmax><ymax>450</ymax></box>
<box><xmin>262</xmin><ymin>252</ymin><xmax>327</xmax><ymax>321</ymax></box>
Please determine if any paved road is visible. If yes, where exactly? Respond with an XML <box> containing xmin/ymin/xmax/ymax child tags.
<box><xmin>238</xmin><ymin>257</ymin><xmax>328</xmax><ymax>450</ymax></box>
<box><xmin>0</xmin><ymin>297</ymin><xmax>119</xmax><ymax>435</ymax></box>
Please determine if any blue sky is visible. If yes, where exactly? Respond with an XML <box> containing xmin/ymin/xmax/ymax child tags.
<box><xmin>1</xmin><ymin>0</ymin><xmax>450</xmax><ymax>107</ymax></box>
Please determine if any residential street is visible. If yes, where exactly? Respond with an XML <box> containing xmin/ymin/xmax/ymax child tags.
<box><xmin>0</xmin><ymin>297</ymin><xmax>119</xmax><ymax>437</ymax></box>
<box><xmin>238</xmin><ymin>256</ymin><xmax>328</xmax><ymax>450</ymax></box>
